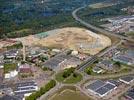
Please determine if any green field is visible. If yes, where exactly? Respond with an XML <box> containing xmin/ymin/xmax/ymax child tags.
<box><xmin>48</xmin><ymin>86</ymin><xmax>91</xmax><ymax>100</ymax></box>
<box><xmin>126</xmin><ymin>32</ymin><xmax>134</xmax><ymax>38</ymax></box>
<box><xmin>64</xmin><ymin>73</ymin><xmax>83</xmax><ymax>84</ymax></box>
<box><xmin>55</xmin><ymin>71</ymin><xmax>82</xmax><ymax>84</ymax></box>
<box><xmin>4</xmin><ymin>63</ymin><xmax>17</xmax><ymax>73</ymax></box>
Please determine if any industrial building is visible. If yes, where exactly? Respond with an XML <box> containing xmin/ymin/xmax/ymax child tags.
<box><xmin>124</xmin><ymin>87</ymin><xmax>134</xmax><ymax>100</ymax></box>
<box><xmin>86</xmin><ymin>80</ymin><xmax>117</xmax><ymax>97</ymax></box>
<box><xmin>98</xmin><ymin>60</ymin><xmax>114</xmax><ymax>70</ymax></box>
<box><xmin>101</xmin><ymin>15</ymin><xmax>134</xmax><ymax>35</ymax></box>
<box><xmin>107</xmin><ymin>80</ymin><xmax>120</xmax><ymax>86</ymax></box>
<box><xmin>43</xmin><ymin>54</ymin><xmax>67</xmax><ymax>70</ymax></box>
<box><xmin>119</xmin><ymin>76</ymin><xmax>134</xmax><ymax>84</ymax></box>
<box><xmin>0</xmin><ymin>84</ymin><xmax>13</xmax><ymax>95</ymax></box>
<box><xmin>14</xmin><ymin>81</ymin><xmax>38</xmax><ymax>99</ymax></box>
<box><xmin>113</xmin><ymin>55</ymin><xmax>134</xmax><ymax>65</ymax></box>
<box><xmin>92</xmin><ymin>66</ymin><xmax>103</xmax><ymax>74</ymax></box>
<box><xmin>43</xmin><ymin>54</ymin><xmax>81</xmax><ymax>71</ymax></box>
<box><xmin>125</xmin><ymin>50</ymin><xmax>134</xmax><ymax>60</ymax></box>
<box><xmin>4</xmin><ymin>49</ymin><xmax>19</xmax><ymax>59</ymax></box>
<box><xmin>4</xmin><ymin>70</ymin><xmax>18</xmax><ymax>79</ymax></box>
<box><xmin>0</xmin><ymin>94</ymin><xmax>20</xmax><ymax>100</ymax></box>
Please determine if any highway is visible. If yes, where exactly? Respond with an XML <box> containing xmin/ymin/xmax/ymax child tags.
<box><xmin>72</xmin><ymin>6</ymin><xmax>134</xmax><ymax>72</ymax></box>
<box><xmin>38</xmin><ymin>6</ymin><xmax>133</xmax><ymax>100</ymax></box>
<box><xmin>76</xmin><ymin>55</ymin><xmax>98</xmax><ymax>71</ymax></box>
<box><xmin>72</xmin><ymin>6</ymin><xmax>134</xmax><ymax>42</ymax></box>
<box><xmin>76</xmin><ymin>40</ymin><xmax>122</xmax><ymax>72</ymax></box>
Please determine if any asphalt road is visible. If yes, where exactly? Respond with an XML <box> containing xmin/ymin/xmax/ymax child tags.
<box><xmin>38</xmin><ymin>6</ymin><xmax>134</xmax><ymax>100</ymax></box>
<box><xmin>76</xmin><ymin>55</ymin><xmax>98</xmax><ymax>71</ymax></box>
<box><xmin>72</xmin><ymin>6</ymin><xmax>134</xmax><ymax>42</ymax></box>
<box><xmin>72</xmin><ymin>6</ymin><xmax>133</xmax><ymax>72</ymax></box>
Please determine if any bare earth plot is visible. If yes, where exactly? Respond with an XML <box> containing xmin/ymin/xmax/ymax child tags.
<box><xmin>48</xmin><ymin>89</ymin><xmax>90</xmax><ymax>100</ymax></box>
<box><xmin>14</xmin><ymin>27</ymin><xmax>111</xmax><ymax>55</ymax></box>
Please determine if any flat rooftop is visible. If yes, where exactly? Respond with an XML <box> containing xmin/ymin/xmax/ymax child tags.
<box><xmin>125</xmin><ymin>87</ymin><xmax>134</xmax><ymax>100</ymax></box>
<box><xmin>0</xmin><ymin>95</ymin><xmax>20</xmax><ymax>100</ymax></box>
<box><xmin>107</xmin><ymin>80</ymin><xmax>120</xmax><ymax>86</ymax></box>
<box><xmin>120</xmin><ymin>76</ymin><xmax>134</xmax><ymax>83</ymax></box>
<box><xmin>87</xmin><ymin>80</ymin><xmax>116</xmax><ymax>97</ymax></box>
<box><xmin>15</xmin><ymin>81</ymin><xmax>37</xmax><ymax>87</ymax></box>
<box><xmin>86</xmin><ymin>80</ymin><xmax>105</xmax><ymax>91</ymax></box>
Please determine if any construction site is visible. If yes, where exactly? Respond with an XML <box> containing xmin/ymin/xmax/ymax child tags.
<box><xmin>14</xmin><ymin>27</ymin><xmax>111</xmax><ymax>55</ymax></box>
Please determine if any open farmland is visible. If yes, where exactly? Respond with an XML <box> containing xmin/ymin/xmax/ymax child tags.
<box><xmin>14</xmin><ymin>27</ymin><xmax>111</xmax><ymax>55</ymax></box>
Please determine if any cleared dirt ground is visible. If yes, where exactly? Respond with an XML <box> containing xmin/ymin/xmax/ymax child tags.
<box><xmin>48</xmin><ymin>89</ymin><xmax>90</xmax><ymax>100</ymax></box>
<box><xmin>14</xmin><ymin>27</ymin><xmax>111</xmax><ymax>55</ymax></box>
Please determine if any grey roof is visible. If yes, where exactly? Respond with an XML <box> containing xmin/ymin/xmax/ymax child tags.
<box><xmin>101</xmin><ymin>60</ymin><xmax>113</xmax><ymax>65</ymax></box>
<box><xmin>0</xmin><ymin>95</ymin><xmax>20</xmax><ymax>100</ymax></box>
<box><xmin>14</xmin><ymin>87</ymin><xmax>35</xmax><ymax>91</ymax></box>
<box><xmin>14</xmin><ymin>95</ymin><xmax>24</xmax><ymax>100</ymax></box>
<box><xmin>107</xmin><ymin>80</ymin><xmax>120</xmax><ymax>86</ymax></box>
<box><xmin>0</xmin><ymin>54</ymin><xmax>4</xmax><ymax>59</ymax></box>
<box><xmin>5</xmin><ymin>49</ymin><xmax>18</xmax><ymax>55</ymax></box>
<box><xmin>44</xmin><ymin>58</ymin><xmax>63</xmax><ymax>69</ymax></box>
<box><xmin>0</xmin><ymin>63</ymin><xmax>4</xmax><ymax>66</ymax></box>
<box><xmin>14</xmin><ymin>81</ymin><xmax>37</xmax><ymax>99</ymax></box>
<box><xmin>120</xmin><ymin>76</ymin><xmax>134</xmax><ymax>82</ymax></box>
<box><xmin>86</xmin><ymin>80</ymin><xmax>105</xmax><ymax>91</ymax></box>
<box><xmin>95</xmin><ymin>87</ymin><xmax>109</xmax><ymax>95</ymax></box>
<box><xmin>0</xmin><ymin>77</ymin><xmax>3</xmax><ymax>83</ymax></box>
<box><xmin>113</xmin><ymin>55</ymin><xmax>133</xmax><ymax>63</ymax></box>
<box><xmin>110</xmin><ymin>15</ymin><xmax>134</xmax><ymax>21</ymax></box>
<box><xmin>126</xmin><ymin>92</ymin><xmax>134</xmax><ymax>100</ymax></box>
<box><xmin>43</xmin><ymin>54</ymin><xmax>69</xmax><ymax>69</ymax></box>
<box><xmin>0</xmin><ymin>84</ymin><xmax>9</xmax><ymax>90</ymax></box>
<box><xmin>15</xmin><ymin>81</ymin><xmax>37</xmax><ymax>88</ymax></box>
<box><xmin>87</xmin><ymin>80</ymin><xmax>118</xmax><ymax>96</ymax></box>
<box><xmin>93</xmin><ymin>66</ymin><xmax>102</xmax><ymax>72</ymax></box>
<box><xmin>126</xmin><ymin>50</ymin><xmax>134</xmax><ymax>58</ymax></box>
<box><xmin>125</xmin><ymin>87</ymin><xmax>134</xmax><ymax>99</ymax></box>
<box><xmin>15</xmin><ymin>90</ymin><xmax>35</xmax><ymax>95</ymax></box>
<box><xmin>103</xmin><ymin>83</ymin><xmax>115</xmax><ymax>90</ymax></box>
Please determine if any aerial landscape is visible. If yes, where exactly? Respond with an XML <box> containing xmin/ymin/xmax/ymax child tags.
<box><xmin>0</xmin><ymin>0</ymin><xmax>134</xmax><ymax>100</ymax></box>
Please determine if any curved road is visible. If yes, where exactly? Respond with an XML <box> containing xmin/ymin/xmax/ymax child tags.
<box><xmin>72</xmin><ymin>6</ymin><xmax>134</xmax><ymax>71</ymax></box>
<box><xmin>39</xmin><ymin>6</ymin><xmax>134</xmax><ymax>100</ymax></box>
<box><xmin>72</xmin><ymin>6</ymin><xmax>134</xmax><ymax>42</ymax></box>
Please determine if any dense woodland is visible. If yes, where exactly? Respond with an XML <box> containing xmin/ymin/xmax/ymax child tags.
<box><xmin>0</xmin><ymin>0</ymin><xmax>132</xmax><ymax>38</ymax></box>
<box><xmin>0</xmin><ymin>0</ymin><xmax>106</xmax><ymax>39</ymax></box>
